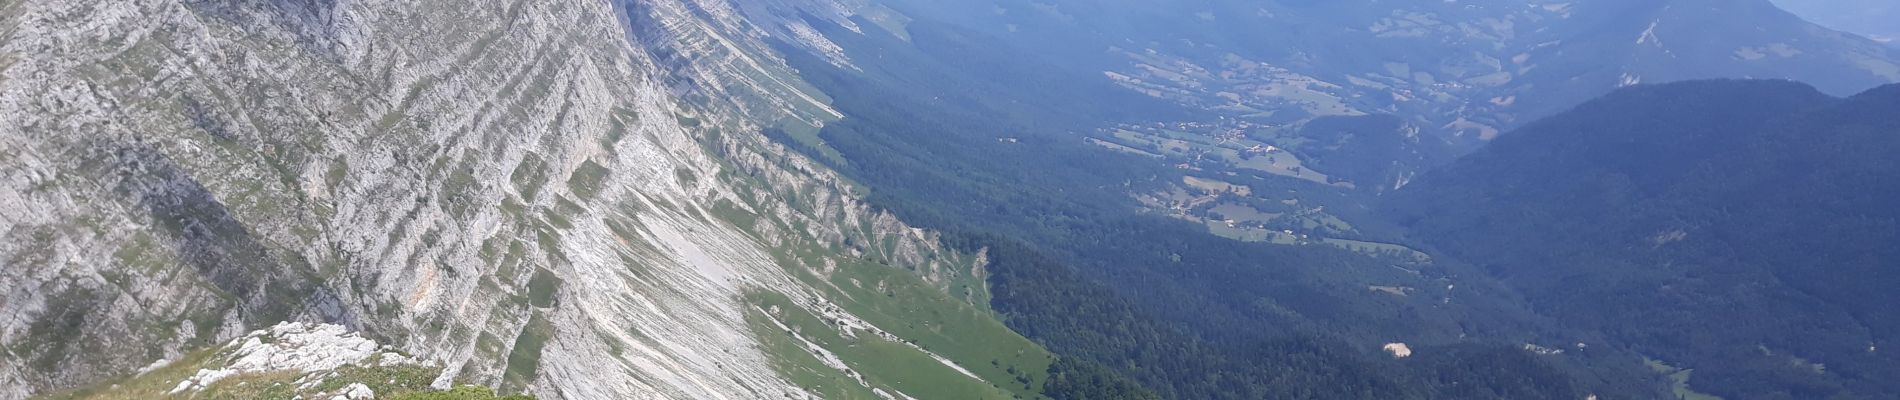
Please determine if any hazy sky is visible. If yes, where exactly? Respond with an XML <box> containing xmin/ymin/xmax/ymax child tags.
<box><xmin>1772</xmin><ymin>0</ymin><xmax>1899</xmax><ymax>42</ymax></box>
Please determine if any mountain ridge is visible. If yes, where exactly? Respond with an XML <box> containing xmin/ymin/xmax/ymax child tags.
<box><xmin>0</xmin><ymin>0</ymin><xmax>1047</xmax><ymax>398</ymax></box>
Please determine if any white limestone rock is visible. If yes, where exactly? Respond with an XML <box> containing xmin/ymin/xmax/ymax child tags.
<box><xmin>343</xmin><ymin>382</ymin><xmax>377</xmax><ymax>400</ymax></box>
<box><xmin>171</xmin><ymin>322</ymin><xmax>418</xmax><ymax>393</ymax></box>
<box><xmin>1382</xmin><ymin>342</ymin><xmax>1414</xmax><ymax>358</ymax></box>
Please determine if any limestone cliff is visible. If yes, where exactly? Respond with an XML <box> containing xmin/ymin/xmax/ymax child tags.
<box><xmin>0</xmin><ymin>1</ymin><xmax>1033</xmax><ymax>398</ymax></box>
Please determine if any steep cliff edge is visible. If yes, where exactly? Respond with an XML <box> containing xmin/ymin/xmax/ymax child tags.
<box><xmin>0</xmin><ymin>0</ymin><xmax>1040</xmax><ymax>398</ymax></box>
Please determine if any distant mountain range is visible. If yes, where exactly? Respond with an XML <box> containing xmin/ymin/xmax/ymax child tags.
<box><xmin>881</xmin><ymin>0</ymin><xmax>1900</xmax><ymax>146</ymax></box>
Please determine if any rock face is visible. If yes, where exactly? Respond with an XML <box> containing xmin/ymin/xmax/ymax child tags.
<box><xmin>0</xmin><ymin>0</ymin><xmax>1000</xmax><ymax>398</ymax></box>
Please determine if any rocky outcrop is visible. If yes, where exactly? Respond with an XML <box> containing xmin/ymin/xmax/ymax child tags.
<box><xmin>167</xmin><ymin>322</ymin><xmax>419</xmax><ymax>395</ymax></box>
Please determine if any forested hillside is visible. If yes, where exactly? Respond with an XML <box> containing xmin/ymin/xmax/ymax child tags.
<box><xmin>1389</xmin><ymin>80</ymin><xmax>1900</xmax><ymax>399</ymax></box>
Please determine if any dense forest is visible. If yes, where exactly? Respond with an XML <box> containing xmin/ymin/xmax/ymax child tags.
<box><xmin>1286</xmin><ymin>115</ymin><xmax>1459</xmax><ymax>193</ymax></box>
<box><xmin>768</xmin><ymin>14</ymin><xmax>1669</xmax><ymax>399</ymax></box>
<box><xmin>1388</xmin><ymin>80</ymin><xmax>1900</xmax><ymax>399</ymax></box>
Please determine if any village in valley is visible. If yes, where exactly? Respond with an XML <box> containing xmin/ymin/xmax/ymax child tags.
<box><xmin>1085</xmin><ymin>118</ymin><xmax>1431</xmax><ymax>265</ymax></box>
